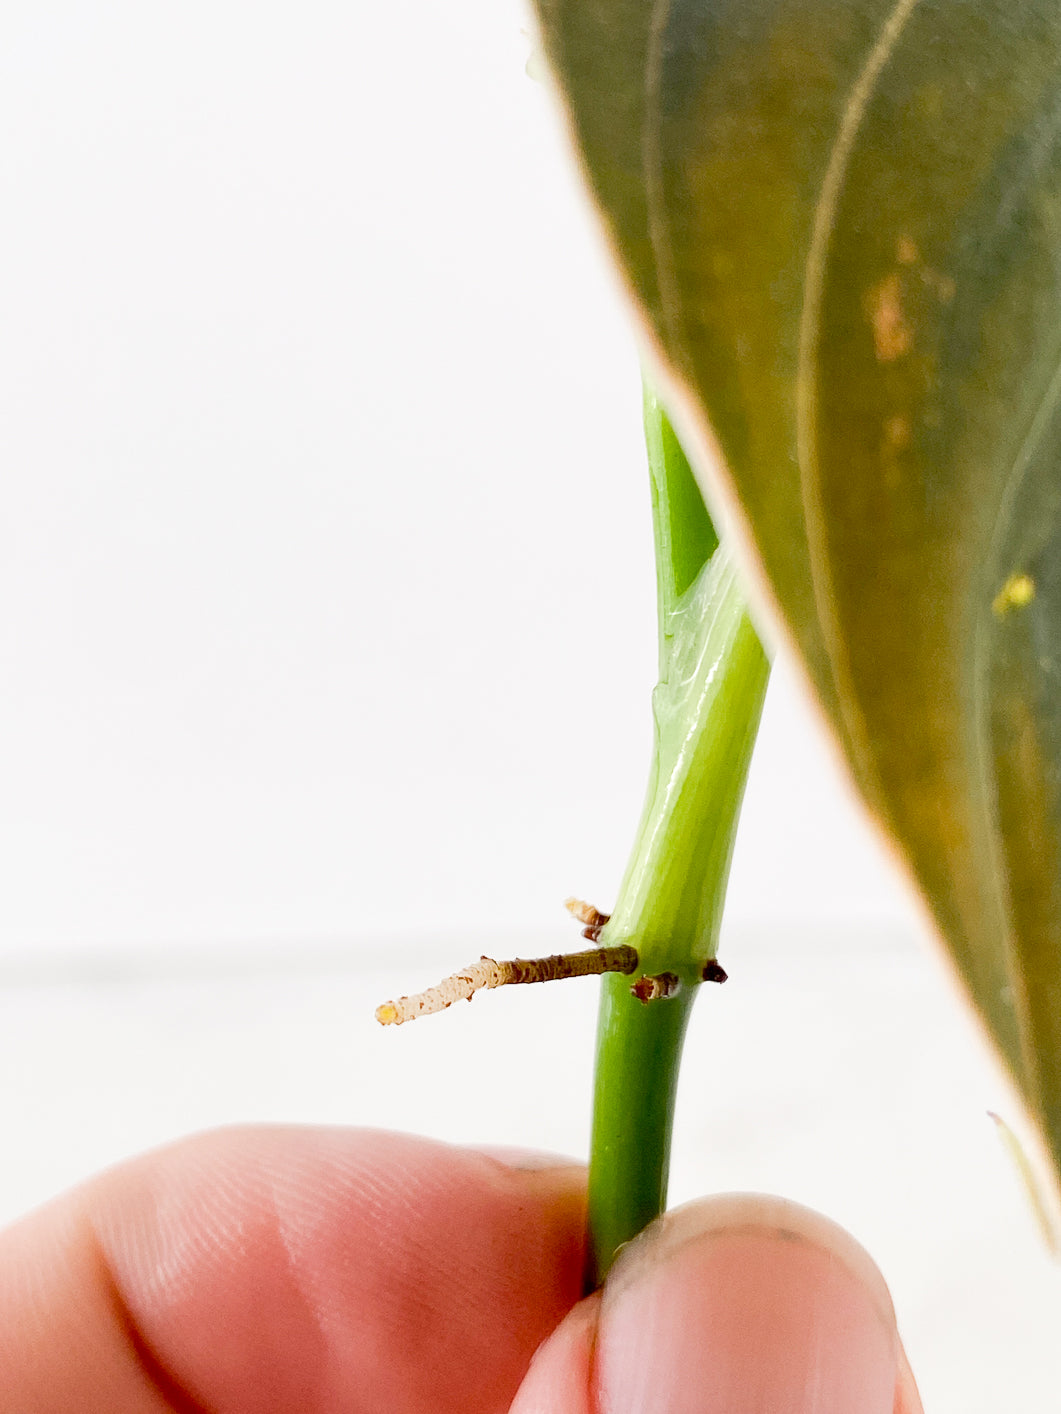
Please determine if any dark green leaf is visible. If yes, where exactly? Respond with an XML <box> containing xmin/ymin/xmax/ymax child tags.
<box><xmin>534</xmin><ymin>0</ymin><xmax>1061</xmax><ymax>1182</ymax></box>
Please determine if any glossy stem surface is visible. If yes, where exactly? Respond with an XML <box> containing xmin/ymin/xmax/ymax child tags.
<box><xmin>586</xmin><ymin>386</ymin><xmax>769</xmax><ymax>1286</ymax></box>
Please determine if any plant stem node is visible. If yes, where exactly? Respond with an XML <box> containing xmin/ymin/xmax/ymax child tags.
<box><xmin>630</xmin><ymin>971</ymin><xmax>682</xmax><ymax>1004</ymax></box>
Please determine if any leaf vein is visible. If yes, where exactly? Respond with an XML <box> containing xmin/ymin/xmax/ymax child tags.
<box><xmin>971</xmin><ymin>333</ymin><xmax>1061</xmax><ymax>1105</ymax></box>
<box><xmin>795</xmin><ymin>0</ymin><xmax>925</xmax><ymax>804</ymax></box>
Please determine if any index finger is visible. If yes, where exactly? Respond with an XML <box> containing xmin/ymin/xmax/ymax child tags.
<box><xmin>0</xmin><ymin>1125</ymin><xmax>586</xmax><ymax>1414</ymax></box>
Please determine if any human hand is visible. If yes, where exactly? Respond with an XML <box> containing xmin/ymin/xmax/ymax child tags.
<box><xmin>0</xmin><ymin>1126</ymin><xmax>922</xmax><ymax>1412</ymax></box>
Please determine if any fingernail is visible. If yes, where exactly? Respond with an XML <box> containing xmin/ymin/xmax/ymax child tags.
<box><xmin>473</xmin><ymin>1145</ymin><xmax>585</xmax><ymax>1172</ymax></box>
<box><xmin>595</xmin><ymin>1194</ymin><xmax>899</xmax><ymax>1414</ymax></box>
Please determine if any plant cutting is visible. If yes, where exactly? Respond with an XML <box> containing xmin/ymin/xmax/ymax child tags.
<box><xmin>9</xmin><ymin>4</ymin><xmax>1060</xmax><ymax>1408</ymax></box>
<box><xmin>16</xmin><ymin>5</ymin><xmax>1042</xmax><ymax>1409</ymax></box>
<box><xmin>381</xmin><ymin>0</ymin><xmax>1061</xmax><ymax>1295</ymax></box>
<box><xmin>379</xmin><ymin>379</ymin><xmax>767</xmax><ymax>1285</ymax></box>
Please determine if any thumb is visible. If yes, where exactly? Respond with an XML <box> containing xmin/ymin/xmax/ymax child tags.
<box><xmin>510</xmin><ymin>1194</ymin><xmax>924</xmax><ymax>1414</ymax></box>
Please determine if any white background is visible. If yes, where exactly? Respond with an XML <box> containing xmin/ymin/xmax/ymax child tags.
<box><xmin>1</xmin><ymin>2</ymin><xmax>1059</xmax><ymax>1409</ymax></box>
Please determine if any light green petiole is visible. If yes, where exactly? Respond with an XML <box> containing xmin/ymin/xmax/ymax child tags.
<box><xmin>586</xmin><ymin>382</ymin><xmax>770</xmax><ymax>1286</ymax></box>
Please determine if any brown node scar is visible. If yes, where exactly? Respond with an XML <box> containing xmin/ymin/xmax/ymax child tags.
<box><xmin>631</xmin><ymin>971</ymin><xmax>681</xmax><ymax>1004</ymax></box>
<box><xmin>376</xmin><ymin>943</ymin><xmax>638</xmax><ymax>1026</ymax></box>
<box><xmin>701</xmin><ymin>959</ymin><xmax>728</xmax><ymax>984</ymax></box>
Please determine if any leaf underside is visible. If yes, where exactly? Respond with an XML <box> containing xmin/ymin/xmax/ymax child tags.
<box><xmin>534</xmin><ymin>0</ymin><xmax>1061</xmax><ymax>1183</ymax></box>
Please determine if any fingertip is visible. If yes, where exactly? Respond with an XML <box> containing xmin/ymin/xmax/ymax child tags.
<box><xmin>0</xmin><ymin>1127</ymin><xmax>588</xmax><ymax>1414</ymax></box>
<box><xmin>89</xmin><ymin>1127</ymin><xmax>588</xmax><ymax>1414</ymax></box>
<box><xmin>602</xmin><ymin>1191</ymin><xmax>897</xmax><ymax>1330</ymax></box>
<box><xmin>508</xmin><ymin>1293</ymin><xmax>599</xmax><ymax>1414</ymax></box>
<box><xmin>511</xmin><ymin>1194</ymin><xmax>914</xmax><ymax>1414</ymax></box>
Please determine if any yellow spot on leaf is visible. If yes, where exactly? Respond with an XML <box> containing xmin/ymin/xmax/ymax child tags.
<box><xmin>896</xmin><ymin>235</ymin><xmax>919</xmax><ymax>265</ymax></box>
<box><xmin>992</xmin><ymin>572</ymin><xmax>1036</xmax><ymax>618</ymax></box>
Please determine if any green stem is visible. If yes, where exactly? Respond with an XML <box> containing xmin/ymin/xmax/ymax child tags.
<box><xmin>585</xmin><ymin>384</ymin><xmax>769</xmax><ymax>1286</ymax></box>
